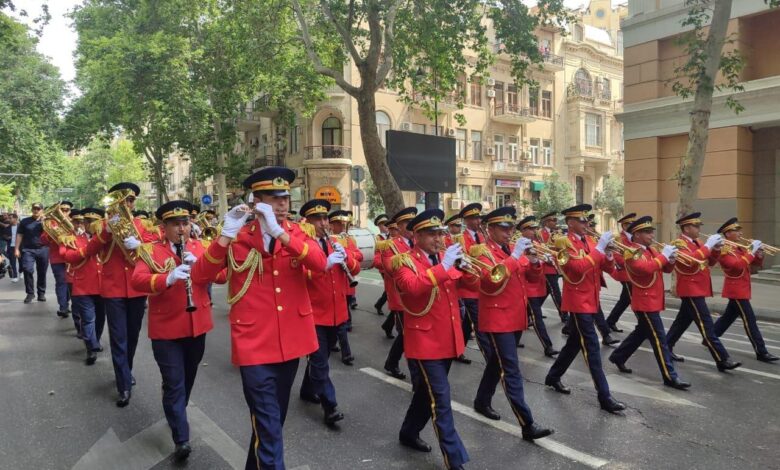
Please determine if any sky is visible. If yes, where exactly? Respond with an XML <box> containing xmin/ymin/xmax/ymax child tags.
<box><xmin>12</xmin><ymin>0</ymin><xmax>627</xmax><ymax>101</ymax></box>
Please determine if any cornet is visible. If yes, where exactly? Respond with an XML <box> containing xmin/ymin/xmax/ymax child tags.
<box><xmin>737</xmin><ymin>237</ymin><xmax>779</xmax><ymax>256</ymax></box>
<box><xmin>586</xmin><ymin>227</ymin><xmax>642</xmax><ymax>261</ymax></box>
<box><xmin>456</xmin><ymin>254</ymin><xmax>508</xmax><ymax>283</ymax></box>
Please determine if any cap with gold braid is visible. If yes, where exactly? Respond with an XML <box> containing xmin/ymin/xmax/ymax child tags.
<box><xmin>242</xmin><ymin>166</ymin><xmax>295</xmax><ymax>196</ymax></box>
<box><xmin>540</xmin><ymin>211</ymin><xmax>557</xmax><ymax>223</ymax></box>
<box><xmin>626</xmin><ymin>215</ymin><xmax>655</xmax><ymax>234</ymax></box>
<box><xmin>444</xmin><ymin>214</ymin><xmax>462</xmax><ymax>226</ymax></box>
<box><xmin>717</xmin><ymin>217</ymin><xmax>741</xmax><ymax>234</ymax></box>
<box><xmin>328</xmin><ymin>210</ymin><xmax>351</xmax><ymax>223</ymax></box>
<box><xmin>675</xmin><ymin>212</ymin><xmax>702</xmax><ymax>227</ymax></box>
<box><xmin>71</xmin><ymin>209</ymin><xmax>84</xmax><ymax>221</ymax></box>
<box><xmin>459</xmin><ymin>202</ymin><xmax>482</xmax><ymax>219</ymax></box>
<box><xmin>155</xmin><ymin>200</ymin><xmax>195</xmax><ymax>222</ymax></box>
<box><xmin>516</xmin><ymin>215</ymin><xmax>538</xmax><ymax>231</ymax></box>
<box><xmin>482</xmin><ymin>206</ymin><xmax>516</xmax><ymax>227</ymax></box>
<box><xmin>133</xmin><ymin>210</ymin><xmax>150</xmax><ymax>219</ymax></box>
<box><xmin>374</xmin><ymin>213</ymin><xmax>389</xmax><ymax>226</ymax></box>
<box><xmin>408</xmin><ymin>209</ymin><xmax>446</xmax><ymax>233</ymax></box>
<box><xmin>391</xmin><ymin>207</ymin><xmax>418</xmax><ymax>226</ymax></box>
<box><xmin>561</xmin><ymin>204</ymin><xmax>591</xmax><ymax>222</ymax></box>
<box><xmin>108</xmin><ymin>182</ymin><xmax>140</xmax><ymax>196</ymax></box>
<box><xmin>300</xmin><ymin>199</ymin><xmax>331</xmax><ymax>218</ymax></box>
<box><xmin>617</xmin><ymin>212</ymin><xmax>636</xmax><ymax>226</ymax></box>
<box><xmin>81</xmin><ymin>208</ymin><xmax>105</xmax><ymax>220</ymax></box>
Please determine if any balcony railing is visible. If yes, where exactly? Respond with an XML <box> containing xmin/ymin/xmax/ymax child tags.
<box><xmin>253</xmin><ymin>155</ymin><xmax>282</xmax><ymax>168</ymax></box>
<box><xmin>541</xmin><ymin>53</ymin><xmax>564</xmax><ymax>68</ymax></box>
<box><xmin>304</xmin><ymin>145</ymin><xmax>351</xmax><ymax>160</ymax></box>
<box><xmin>492</xmin><ymin>161</ymin><xmax>530</xmax><ymax>173</ymax></box>
<box><xmin>493</xmin><ymin>104</ymin><xmax>532</xmax><ymax>118</ymax></box>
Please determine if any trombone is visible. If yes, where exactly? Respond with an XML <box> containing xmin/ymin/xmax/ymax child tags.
<box><xmin>585</xmin><ymin>227</ymin><xmax>642</xmax><ymax>261</ymax></box>
<box><xmin>737</xmin><ymin>237</ymin><xmax>779</xmax><ymax>256</ymax></box>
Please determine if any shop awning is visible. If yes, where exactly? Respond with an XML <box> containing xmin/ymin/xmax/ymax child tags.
<box><xmin>531</xmin><ymin>181</ymin><xmax>545</xmax><ymax>191</ymax></box>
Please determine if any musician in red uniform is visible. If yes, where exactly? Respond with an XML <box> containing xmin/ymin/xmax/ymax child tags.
<box><xmin>455</xmin><ymin>203</ymin><xmax>484</xmax><ymax>364</ymax></box>
<box><xmin>665</xmin><ymin>212</ymin><xmax>741</xmax><ymax>371</ymax></box>
<box><xmin>379</xmin><ymin>207</ymin><xmax>417</xmax><ymax>380</ymax></box>
<box><xmin>85</xmin><ymin>182</ymin><xmax>158</xmax><ymax>407</ymax></box>
<box><xmin>329</xmin><ymin>210</ymin><xmax>359</xmax><ymax>359</ymax></box>
<box><xmin>40</xmin><ymin>200</ymin><xmax>74</xmax><ymax>318</ymax></box>
<box><xmin>608</xmin><ymin>216</ymin><xmax>691</xmax><ymax>389</ymax></box>
<box><xmin>444</xmin><ymin>214</ymin><xmax>463</xmax><ymax>246</ymax></box>
<box><xmin>544</xmin><ymin>204</ymin><xmax>626</xmax><ymax>414</ymax></box>
<box><xmin>586</xmin><ymin>215</ymin><xmax>621</xmax><ymax>346</ymax></box>
<box><xmin>606</xmin><ymin>213</ymin><xmax>637</xmax><ymax>332</ymax></box>
<box><xmin>298</xmin><ymin>199</ymin><xmax>360</xmax><ymax>425</ymax></box>
<box><xmin>713</xmin><ymin>218</ymin><xmax>778</xmax><ymax>363</ymax></box>
<box><xmin>394</xmin><ymin>209</ymin><xmax>469</xmax><ymax>469</ymax></box>
<box><xmin>467</xmin><ymin>207</ymin><xmax>554</xmax><ymax>441</ymax></box>
<box><xmin>372</xmin><ymin>213</ymin><xmax>390</xmax><ymax>315</ymax></box>
<box><xmin>517</xmin><ymin>216</ymin><xmax>558</xmax><ymax>357</ymax></box>
<box><xmin>60</xmin><ymin>208</ymin><xmax>105</xmax><ymax>364</ymax></box>
<box><xmin>539</xmin><ymin>211</ymin><xmax>567</xmax><ymax>323</ymax></box>
<box><xmin>196</xmin><ymin>167</ymin><xmax>327</xmax><ymax>469</ymax></box>
<box><xmin>130</xmin><ymin>200</ymin><xmax>216</xmax><ymax>462</ymax></box>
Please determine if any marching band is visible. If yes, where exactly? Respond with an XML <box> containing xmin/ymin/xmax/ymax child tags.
<box><xmin>36</xmin><ymin>164</ymin><xmax>777</xmax><ymax>469</ymax></box>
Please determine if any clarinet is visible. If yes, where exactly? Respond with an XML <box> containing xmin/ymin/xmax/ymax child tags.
<box><xmin>177</xmin><ymin>234</ymin><xmax>198</xmax><ymax>312</ymax></box>
<box><xmin>325</xmin><ymin>229</ymin><xmax>358</xmax><ymax>287</ymax></box>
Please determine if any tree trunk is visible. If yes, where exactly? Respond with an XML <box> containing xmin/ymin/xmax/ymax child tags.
<box><xmin>356</xmin><ymin>91</ymin><xmax>405</xmax><ymax>216</ymax></box>
<box><xmin>677</xmin><ymin>0</ymin><xmax>733</xmax><ymax>217</ymax></box>
<box><xmin>144</xmin><ymin>148</ymin><xmax>170</xmax><ymax>205</ymax></box>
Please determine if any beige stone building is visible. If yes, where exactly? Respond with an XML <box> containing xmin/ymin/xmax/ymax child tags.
<box><xmin>237</xmin><ymin>2</ymin><xmax>627</xmax><ymax>228</ymax></box>
<box><xmin>619</xmin><ymin>0</ymin><xmax>780</xmax><ymax>243</ymax></box>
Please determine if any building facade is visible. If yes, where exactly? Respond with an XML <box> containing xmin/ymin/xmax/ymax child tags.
<box><xmin>619</xmin><ymin>0</ymin><xmax>780</xmax><ymax>243</ymax></box>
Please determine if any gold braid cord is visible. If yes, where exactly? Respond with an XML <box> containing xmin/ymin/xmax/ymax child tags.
<box><xmin>625</xmin><ymin>261</ymin><xmax>658</xmax><ymax>290</ymax></box>
<box><xmin>136</xmin><ymin>244</ymin><xmax>176</xmax><ymax>274</ymax></box>
<box><xmin>720</xmin><ymin>246</ymin><xmax>747</xmax><ymax>279</ymax></box>
<box><xmin>672</xmin><ymin>239</ymin><xmax>704</xmax><ymax>276</ymax></box>
<box><xmin>392</xmin><ymin>252</ymin><xmax>439</xmax><ymax>317</ymax></box>
<box><xmin>226</xmin><ymin>244</ymin><xmax>262</xmax><ymax>305</ymax></box>
<box><xmin>559</xmin><ymin>248</ymin><xmax>590</xmax><ymax>286</ymax></box>
<box><xmin>470</xmin><ymin>244</ymin><xmax>510</xmax><ymax>296</ymax></box>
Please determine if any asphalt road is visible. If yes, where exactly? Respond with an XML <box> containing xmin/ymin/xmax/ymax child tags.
<box><xmin>1</xmin><ymin>269</ymin><xmax>779</xmax><ymax>470</ymax></box>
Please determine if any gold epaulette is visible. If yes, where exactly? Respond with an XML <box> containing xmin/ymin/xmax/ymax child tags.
<box><xmin>298</xmin><ymin>221</ymin><xmax>316</xmax><ymax>239</ymax></box>
<box><xmin>720</xmin><ymin>243</ymin><xmax>733</xmax><ymax>256</ymax></box>
<box><xmin>138</xmin><ymin>242</ymin><xmax>155</xmax><ymax>256</ymax></box>
<box><xmin>391</xmin><ymin>252</ymin><xmax>415</xmax><ymax>272</ymax></box>
<box><xmin>376</xmin><ymin>239</ymin><xmax>389</xmax><ymax>251</ymax></box>
<box><xmin>89</xmin><ymin>220</ymin><xmax>103</xmax><ymax>237</ymax></box>
<box><xmin>672</xmin><ymin>239</ymin><xmax>689</xmax><ymax>250</ymax></box>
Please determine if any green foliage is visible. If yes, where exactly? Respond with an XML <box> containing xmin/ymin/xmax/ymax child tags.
<box><xmin>364</xmin><ymin>172</ymin><xmax>384</xmax><ymax>221</ymax></box>
<box><xmin>0</xmin><ymin>182</ymin><xmax>15</xmax><ymax>210</ymax></box>
<box><xmin>531</xmin><ymin>172</ymin><xmax>574</xmax><ymax>216</ymax></box>
<box><xmin>593</xmin><ymin>176</ymin><xmax>624</xmax><ymax>219</ymax></box>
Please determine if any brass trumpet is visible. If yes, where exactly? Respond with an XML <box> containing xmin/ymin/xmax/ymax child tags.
<box><xmin>737</xmin><ymin>237</ymin><xmax>779</xmax><ymax>255</ymax></box>
<box><xmin>586</xmin><ymin>228</ymin><xmax>642</xmax><ymax>261</ymax></box>
<box><xmin>456</xmin><ymin>254</ymin><xmax>508</xmax><ymax>283</ymax></box>
<box><xmin>650</xmin><ymin>241</ymin><xmax>706</xmax><ymax>269</ymax></box>
<box><xmin>196</xmin><ymin>211</ymin><xmax>221</xmax><ymax>241</ymax></box>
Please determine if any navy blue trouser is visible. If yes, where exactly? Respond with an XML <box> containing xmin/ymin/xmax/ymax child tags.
<box><xmin>151</xmin><ymin>334</ymin><xmax>206</xmax><ymax>444</ymax></box>
<box><xmin>21</xmin><ymin>246</ymin><xmax>48</xmax><ymax>296</ymax></box>
<box><xmin>462</xmin><ymin>298</ymin><xmax>490</xmax><ymax>359</ymax></box>
<box><xmin>714</xmin><ymin>299</ymin><xmax>768</xmax><ymax>356</ymax></box>
<box><xmin>595</xmin><ymin>305</ymin><xmax>611</xmax><ymax>338</ymax></box>
<box><xmin>241</xmin><ymin>359</ymin><xmax>299</xmax><ymax>470</ymax></box>
<box><xmin>375</xmin><ymin>291</ymin><xmax>387</xmax><ymax>309</ymax></box>
<box><xmin>547</xmin><ymin>314</ymin><xmax>612</xmax><ymax>401</ymax></box>
<box><xmin>72</xmin><ymin>295</ymin><xmax>105</xmax><ymax>352</ymax></box>
<box><xmin>104</xmin><ymin>296</ymin><xmax>146</xmax><ymax>393</ymax></box>
<box><xmin>527</xmin><ymin>297</ymin><xmax>553</xmax><ymax>350</ymax></box>
<box><xmin>667</xmin><ymin>297</ymin><xmax>729</xmax><ymax>363</ymax></box>
<box><xmin>301</xmin><ymin>325</ymin><xmax>339</xmax><ymax>411</ymax></box>
<box><xmin>475</xmin><ymin>332</ymin><xmax>535</xmax><ymax>426</ymax></box>
<box><xmin>50</xmin><ymin>263</ymin><xmax>70</xmax><ymax>312</ymax></box>
<box><xmin>606</xmin><ymin>282</ymin><xmax>632</xmax><ymax>326</ymax></box>
<box><xmin>544</xmin><ymin>274</ymin><xmax>567</xmax><ymax>321</ymax></box>
<box><xmin>5</xmin><ymin>243</ymin><xmax>17</xmax><ymax>278</ymax></box>
<box><xmin>385</xmin><ymin>311</ymin><xmax>404</xmax><ymax>370</ymax></box>
<box><xmin>401</xmin><ymin>358</ymin><xmax>469</xmax><ymax>469</ymax></box>
<box><xmin>610</xmin><ymin>312</ymin><xmax>678</xmax><ymax>382</ymax></box>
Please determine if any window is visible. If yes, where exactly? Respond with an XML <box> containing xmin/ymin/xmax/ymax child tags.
<box><xmin>602</xmin><ymin>78</ymin><xmax>611</xmax><ymax>99</ymax></box>
<box><xmin>507</xmin><ymin>84</ymin><xmax>518</xmax><ymax>112</ymax></box>
<box><xmin>321</xmin><ymin>117</ymin><xmax>342</xmax><ymax>158</ymax></box>
<box><xmin>472</xmin><ymin>185</ymin><xmax>482</xmax><ymax>201</ymax></box>
<box><xmin>543</xmin><ymin>140</ymin><xmax>552</xmax><ymax>166</ymax></box>
<box><xmin>585</xmin><ymin>113</ymin><xmax>602</xmax><ymax>146</ymax></box>
<box><xmin>290</xmin><ymin>123</ymin><xmax>300</xmax><ymax>154</ymax></box>
<box><xmin>542</xmin><ymin>91</ymin><xmax>552</xmax><ymax>118</ymax></box>
<box><xmin>376</xmin><ymin>111</ymin><xmax>391</xmax><ymax>147</ymax></box>
<box><xmin>456</xmin><ymin>74</ymin><xmax>467</xmax><ymax>100</ymax></box>
<box><xmin>470</xmin><ymin>79</ymin><xmax>482</xmax><ymax>107</ymax></box>
<box><xmin>575</xmin><ymin>69</ymin><xmax>592</xmax><ymax>96</ymax></box>
<box><xmin>427</xmin><ymin>125</ymin><xmax>443</xmax><ymax>136</ymax></box>
<box><xmin>575</xmin><ymin>176</ymin><xmax>584</xmax><ymax>204</ymax></box>
<box><xmin>456</xmin><ymin>129</ymin><xmax>466</xmax><ymax>160</ymax></box>
<box><xmin>494</xmin><ymin>81</ymin><xmax>504</xmax><ymax>109</ymax></box>
<box><xmin>459</xmin><ymin>184</ymin><xmax>469</xmax><ymax>201</ymax></box>
<box><xmin>574</xmin><ymin>25</ymin><xmax>583</xmax><ymax>42</ymax></box>
<box><xmin>529</xmin><ymin>138</ymin><xmax>540</xmax><ymax>165</ymax></box>
<box><xmin>497</xmin><ymin>193</ymin><xmax>512</xmax><ymax>207</ymax></box>
<box><xmin>411</xmin><ymin>123</ymin><xmax>426</xmax><ymax>134</ymax></box>
<box><xmin>472</xmin><ymin>131</ymin><xmax>482</xmax><ymax>160</ymax></box>
<box><xmin>459</xmin><ymin>184</ymin><xmax>482</xmax><ymax>202</ymax></box>
<box><xmin>508</xmin><ymin>136</ymin><xmax>518</xmax><ymax>162</ymax></box>
<box><xmin>493</xmin><ymin>134</ymin><xmax>504</xmax><ymax>162</ymax></box>
<box><xmin>529</xmin><ymin>85</ymin><xmax>539</xmax><ymax>115</ymax></box>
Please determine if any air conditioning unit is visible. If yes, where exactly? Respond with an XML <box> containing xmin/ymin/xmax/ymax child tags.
<box><xmin>485</xmin><ymin>147</ymin><xmax>495</xmax><ymax>157</ymax></box>
<box><xmin>400</xmin><ymin>122</ymin><xmax>412</xmax><ymax>131</ymax></box>
<box><xmin>447</xmin><ymin>128</ymin><xmax>457</xmax><ymax>137</ymax></box>
<box><xmin>486</xmin><ymin>89</ymin><xmax>496</xmax><ymax>98</ymax></box>
<box><xmin>486</xmin><ymin>78</ymin><xmax>496</xmax><ymax>87</ymax></box>
<box><xmin>460</xmin><ymin>167</ymin><xmax>471</xmax><ymax>176</ymax></box>
<box><xmin>449</xmin><ymin>199</ymin><xmax>461</xmax><ymax>210</ymax></box>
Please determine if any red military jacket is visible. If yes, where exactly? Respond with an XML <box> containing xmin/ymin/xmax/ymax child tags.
<box><xmin>625</xmin><ymin>246</ymin><xmax>673</xmax><ymax>312</ymax></box>
<box><xmin>540</xmin><ymin>228</ymin><xmax>559</xmax><ymax>276</ymax></box>
<box><xmin>59</xmin><ymin>234</ymin><xmax>102</xmax><ymax>296</ymax></box>
<box><xmin>394</xmin><ymin>247</ymin><xmax>465</xmax><ymax>360</ymax></box>
<box><xmin>41</xmin><ymin>230</ymin><xmax>66</xmax><ymax>264</ymax></box>
<box><xmin>719</xmin><ymin>245</ymin><xmax>762</xmax><ymax>300</ymax></box>
<box><xmin>197</xmin><ymin>219</ymin><xmax>327</xmax><ymax>366</ymax></box>
<box><xmin>609</xmin><ymin>232</ymin><xmax>635</xmax><ymax>283</ymax></box>
<box><xmin>304</xmin><ymin>235</ymin><xmax>361</xmax><ymax>326</ymax></box>
<box><xmin>381</xmin><ymin>236</ymin><xmax>413</xmax><ymax>311</ymax></box>
<box><xmin>85</xmin><ymin>218</ymin><xmax>159</xmax><ymax>298</ymax></box>
<box><xmin>457</xmin><ymin>229</ymin><xmax>481</xmax><ymax>299</ymax></box>
<box><xmin>560</xmin><ymin>232</ymin><xmax>614</xmax><ymax>314</ymax></box>
<box><xmin>673</xmin><ymin>235</ymin><xmax>718</xmax><ymax>298</ymax></box>
<box><xmin>469</xmin><ymin>239</ymin><xmax>542</xmax><ymax>333</ymax></box>
<box><xmin>130</xmin><ymin>239</ymin><xmax>215</xmax><ymax>340</ymax></box>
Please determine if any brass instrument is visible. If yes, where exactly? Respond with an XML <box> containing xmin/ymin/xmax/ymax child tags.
<box><xmin>456</xmin><ymin>253</ymin><xmax>508</xmax><ymax>283</ymax></box>
<box><xmin>43</xmin><ymin>202</ymin><xmax>77</xmax><ymax>246</ymax></box>
<box><xmin>103</xmin><ymin>188</ymin><xmax>142</xmax><ymax>261</ymax></box>
<box><xmin>196</xmin><ymin>211</ymin><xmax>221</xmax><ymax>242</ymax></box>
<box><xmin>586</xmin><ymin>227</ymin><xmax>642</xmax><ymax>261</ymax></box>
<box><xmin>737</xmin><ymin>236</ymin><xmax>779</xmax><ymax>255</ymax></box>
<box><xmin>325</xmin><ymin>229</ymin><xmax>358</xmax><ymax>287</ymax></box>
<box><xmin>700</xmin><ymin>233</ymin><xmax>747</xmax><ymax>251</ymax></box>
<box><xmin>176</xmin><ymin>234</ymin><xmax>198</xmax><ymax>312</ymax></box>
<box><xmin>648</xmin><ymin>241</ymin><xmax>703</xmax><ymax>268</ymax></box>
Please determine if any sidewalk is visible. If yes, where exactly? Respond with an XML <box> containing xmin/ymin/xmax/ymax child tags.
<box><xmin>602</xmin><ymin>273</ymin><xmax>780</xmax><ymax>323</ymax></box>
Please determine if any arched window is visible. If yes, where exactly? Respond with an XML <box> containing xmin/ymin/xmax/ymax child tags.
<box><xmin>574</xmin><ymin>69</ymin><xmax>592</xmax><ymax>96</ymax></box>
<box><xmin>321</xmin><ymin>117</ymin><xmax>342</xmax><ymax>158</ymax></box>
<box><xmin>376</xmin><ymin>111</ymin><xmax>391</xmax><ymax>147</ymax></box>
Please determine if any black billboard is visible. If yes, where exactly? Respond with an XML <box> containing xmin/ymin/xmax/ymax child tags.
<box><xmin>386</xmin><ymin>130</ymin><xmax>457</xmax><ymax>194</ymax></box>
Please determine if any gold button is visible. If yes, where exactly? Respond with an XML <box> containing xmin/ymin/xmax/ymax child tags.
<box><xmin>273</xmin><ymin>270</ymin><xmax>279</xmax><ymax>276</ymax></box>
<box><xmin>275</xmin><ymin>287</ymin><xmax>281</xmax><ymax>293</ymax></box>
<box><xmin>236</xmin><ymin>319</ymin><xmax>241</xmax><ymax>324</ymax></box>
<box><xmin>277</xmin><ymin>306</ymin><xmax>283</xmax><ymax>311</ymax></box>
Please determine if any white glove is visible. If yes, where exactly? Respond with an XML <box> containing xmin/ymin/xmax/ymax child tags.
<box><xmin>221</xmin><ymin>205</ymin><xmax>250</xmax><ymax>239</ymax></box>
<box><xmin>511</xmin><ymin>237</ymin><xmax>533</xmax><ymax>259</ymax></box>
<box><xmin>332</xmin><ymin>242</ymin><xmax>346</xmax><ymax>256</ymax></box>
<box><xmin>596</xmin><ymin>230</ymin><xmax>613</xmax><ymax>254</ymax></box>
<box><xmin>123</xmin><ymin>236</ymin><xmax>141</xmax><ymax>250</ymax></box>
<box><xmin>255</xmin><ymin>202</ymin><xmax>284</xmax><ymax>238</ymax></box>
<box><xmin>442</xmin><ymin>243</ymin><xmax>463</xmax><ymax>270</ymax></box>
<box><xmin>182</xmin><ymin>251</ymin><xmax>197</xmax><ymax>265</ymax></box>
<box><xmin>166</xmin><ymin>264</ymin><xmax>191</xmax><ymax>286</ymax></box>
<box><xmin>705</xmin><ymin>233</ymin><xmax>723</xmax><ymax>250</ymax></box>
<box><xmin>325</xmin><ymin>251</ymin><xmax>346</xmax><ymax>270</ymax></box>
<box><xmin>105</xmin><ymin>215</ymin><xmax>119</xmax><ymax>233</ymax></box>
<box><xmin>751</xmin><ymin>240</ymin><xmax>762</xmax><ymax>255</ymax></box>
<box><xmin>191</xmin><ymin>223</ymin><xmax>202</xmax><ymax>237</ymax></box>
<box><xmin>662</xmin><ymin>245</ymin><xmax>677</xmax><ymax>260</ymax></box>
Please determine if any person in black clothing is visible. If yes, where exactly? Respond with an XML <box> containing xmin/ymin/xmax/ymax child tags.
<box><xmin>16</xmin><ymin>203</ymin><xmax>49</xmax><ymax>303</ymax></box>
<box><xmin>1</xmin><ymin>213</ymin><xmax>20</xmax><ymax>281</ymax></box>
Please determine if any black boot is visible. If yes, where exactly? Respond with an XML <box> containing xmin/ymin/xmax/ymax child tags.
<box><xmin>85</xmin><ymin>350</ymin><xmax>97</xmax><ymax>366</ymax></box>
<box><xmin>522</xmin><ymin>423</ymin><xmax>554</xmax><ymax>441</ymax></box>
<box><xmin>599</xmin><ymin>396</ymin><xmax>626</xmax><ymax>414</ymax></box>
<box><xmin>324</xmin><ymin>407</ymin><xmax>344</xmax><ymax>426</ymax></box>
<box><xmin>757</xmin><ymin>352</ymin><xmax>779</xmax><ymax>363</ymax></box>
<box><xmin>116</xmin><ymin>391</ymin><xmax>131</xmax><ymax>408</ymax></box>
<box><xmin>717</xmin><ymin>360</ymin><xmax>742</xmax><ymax>372</ymax></box>
<box><xmin>174</xmin><ymin>442</ymin><xmax>191</xmax><ymax>461</ymax></box>
<box><xmin>669</xmin><ymin>350</ymin><xmax>685</xmax><ymax>362</ymax></box>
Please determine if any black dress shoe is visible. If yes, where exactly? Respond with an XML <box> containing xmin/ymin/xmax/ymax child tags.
<box><xmin>382</xmin><ymin>326</ymin><xmax>395</xmax><ymax>339</ymax></box>
<box><xmin>85</xmin><ymin>350</ymin><xmax>97</xmax><ymax>366</ymax></box>
<box><xmin>374</xmin><ymin>303</ymin><xmax>384</xmax><ymax>315</ymax></box>
<box><xmin>474</xmin><ymin>404</ymin><xmax>500</xmax><ymax>420</ymax></box>
<box><xmin>330</xmin><ymin>344</ymin><xmax>340</xmax><ymax>353</ymax></box>
<box><xmin>544</xmin><ymin>377</ymin><xmax>571</xmax><ymax>394</ymax></box>
<box><xmin>385</xmin><ymin>366</ymin><xmax>406</xmax><ymax>380</ymax></box>
<box><xmin>561</xmin><ymin>326</ymin><xmax>570</xmax><ymax>336</ymax></box>
<box><xmin>174</xmin><ymin>442</ymin><xmax>191</xmax><ymax>461</ymax></box>
<box><xmin>717</xmin><ymin>360</ymin><xmax>742</xmax><ymax>372</ymax></box>
<box><xmin>399</xmin><ymin>435</ymin><xmax>432</xmax><ymax>453</ymax></box>
<box><xmin>116</xmin><ymin>391</ymin><xmax>131</xmax><ymax>408</ymax></box>
<box><xmin>664</xmin><ymin>377</ymin><xmax>691</xmax><ymax>390</ymax></box>
<box><xmin>608</xmin><ymin>323</ymin><xmax>623</xmax><ymax>333</ymax></box>
<box><xmin>602</xmin><ymin>335</ymin><xmax>620</xmax><ymax>346</ymax></box>
<box><xmin>454</xmin><ymin>354</ymin><xmax>472</xmax><ymax>364</ymax></box>
<box><xmin>610</xmin><ymin>358</ymin><xmax>632</xmax><ymax>374</ymax></box>
<box><xmin>599</xmin><ymin>396</ymin><xmax>626</xmax><ymax>414</ymax></box>
<box><xmin>341</xmin><ymin>355</ymin><xmax>355</xmax><ymax>366</ymax></box>
<box><xmin>757</xmin><ymin>352</ymin><xmax>780</xmax><ymax>363</ymax></box>
<box><xmin>516</xmin><ymin>342</ymin><xmax>525</xmax><ymax>348</ymax></box>
<box><xmin>350</xmin><ymin>302</ymin><xmax>358</xmax><ymax>310</ymax></box>
<box><xmin>300</xmin><ymin>393</ymin><xmax>321</xmax><ymax>404</ymax></box>
<box><xmin>56</xmin><ymin>310</ymin><xmax>69</xmax><ymax>318</ymax></box>
<box><xmin>324</xmin><ymin>407</ymin><xmax>344</xmax><ymax>425</ymax></box>
<box><xmin>669</xmin><ymin>350</ymin><xmax>684</xmax><ymax>362</ymax></box>
<box><xmin>24</xmin><ymin>294</ymin><xmax>34</xmax><ymax>304</ymax></box>
<box><xmin>544</xmin><ymin>347</ymin><xmax>559</xmax><ymax>357</ymax></box>
<box><xmin>37</xmin><ymin>295</ymin><xmax>46</xmax><ymax>302</ymax></box>
<box><xmin>522</xmin><ymin>423</ymin><xmax>554</xmax><ymax>441</ymax></box>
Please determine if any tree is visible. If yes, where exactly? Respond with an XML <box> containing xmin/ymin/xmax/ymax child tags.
<box><xmin>593</xmin><ymin>176</ymin><xmax>624</xmax><ymax>220</ymax></box>
<box><xmin>291</xmin><ymin>0</ymin><xmax>574</xmax><ymax>216</ymax></box>
<box><xmin>364</xmin><ymin>172</ymin><xmax>384</xmax><ymax>221</ymax></box>
<box><xmin>0</xmin><ymin>182</ymin><xmax>15</xmax><ymax>210</ymax></box>
<box><xmin>531</xmin><ymin>171</ymin><xmax>574</xmax><ymax>217</ymax></box>
<box><xmin>671</xmin><ymin>0</ymin><xmax>778</xmax><ymax>216</ymax></box>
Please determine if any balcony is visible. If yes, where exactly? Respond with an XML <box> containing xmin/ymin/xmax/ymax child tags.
<box><xmin>303</xmin><ymin>145</ymin><xmax>352</xmax><ymax>169</ymax></box>
<box><xmin>491</xmin><ymin>104</ymin><xmax>536</xmax><ymax>124</ymax></box>
<box><xmin>411</xmin><ymin>92</ymin><xmax>460</xmax><ymax>112</ymax></box>
<box><xmin>253</xmin><ymin>155</ymin><xmax>283</xmax><ymax>170</ymax></box>
<box><xmin>491</xmin><ymin>160</ymin><xmax>533</xmax><ymax>178</ymax></box>
<box><xmin>237</xmin><ymin>95</ymin><xmax>277</xmax><ymax>131</ymax></box>
<box><xmin>325</xmin><ymin>84</ymin><xmax>347</xmax><ymax>100</ymax></box>
<box><xmin>540</xmin><ymin>52</ymin><xmax>564</xmax><ymax>71</ymax></box>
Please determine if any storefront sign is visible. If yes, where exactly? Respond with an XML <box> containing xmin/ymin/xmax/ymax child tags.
<box><xmin>315</xmin><ymin>186</ymin><xmax>342</xmax><ymax>204</ymax></box>
<box><xmin>495</xmin><ymin>179</ymin><xmax>523</xmax><ymax>189</ymax></box>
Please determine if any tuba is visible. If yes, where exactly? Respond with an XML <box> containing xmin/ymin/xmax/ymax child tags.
<box><xmin>43</xmin><ymin>202</ymin><xmax>77</xmax><ymax>247</ymax></box>
<box><xmin>103</xmin><ymin>188</ymin><xmax>142</xmax><ymax>261</ymax></box>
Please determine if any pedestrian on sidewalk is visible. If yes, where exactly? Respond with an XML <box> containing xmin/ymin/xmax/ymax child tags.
<box><xmin>16</xmin><ymin>203</ymin><xmax>49</xmax><ymax>303</ymax></box>
<box><xmin>2</xmin><ymin>213</ymin><xmax>20</xmax><ymax>282</ymax></box>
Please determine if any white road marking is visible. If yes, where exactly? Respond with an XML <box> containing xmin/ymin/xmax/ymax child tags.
<box><xmin>636</xmin><ymin>347</ymin><xmax>780</xmax><ymax>380</ymax></box>
<box><xmin>359</xmin><ymin>367</ymin><xmax>609</xmax><ymax>469</ymax></box>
